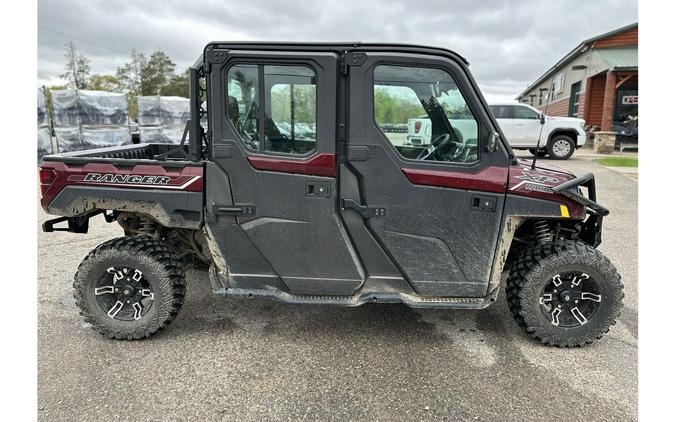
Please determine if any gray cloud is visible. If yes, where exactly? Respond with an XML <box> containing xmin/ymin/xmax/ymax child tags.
<box><xmin>38</xmin><ymin>0</ymin><xmax>637</xmax><ymax>100</ymax></box>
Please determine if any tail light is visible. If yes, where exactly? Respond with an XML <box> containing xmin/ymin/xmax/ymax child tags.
<box><xmin>39</xmin><ymin>168</ymin><xmax>56</xmax><ymax>196</ymax></box>
<box><xmin>414</xmin><ymin>121</ymin><xmax>421</xmax><ymax>133</ymax></box>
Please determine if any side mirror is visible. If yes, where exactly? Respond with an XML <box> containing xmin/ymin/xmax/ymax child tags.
<box><xmin>487</xmin><ymin>131</ymin><xmax>499</xmax><ymax>152</ymax></box>
<box><xmin>540</xmin><ymin>113</ymin><xmax>546</xmax><ymax>125</ymax></box>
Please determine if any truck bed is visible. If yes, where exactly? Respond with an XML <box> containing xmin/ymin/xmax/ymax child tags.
<box><xmin>42</xmin><ymin>143</ymin><xmax>195</xmax><ymax>164</ymax></box>
<box><xmin>39</xmin><ymin>143</ymin><xmax>205</xmax><ymax>230</ymax></box>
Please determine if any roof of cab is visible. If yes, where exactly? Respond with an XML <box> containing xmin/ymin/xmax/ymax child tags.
<box><xmin>201</xmin><ymin>41</ymin><xmax>469</xmax><ymax>66</ymax></box>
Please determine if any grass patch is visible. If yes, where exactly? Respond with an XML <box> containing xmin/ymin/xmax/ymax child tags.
<box><xmin>593</xmin><ymin>157</ymin><xmax>638</xmax><ymax>167</ymax></box>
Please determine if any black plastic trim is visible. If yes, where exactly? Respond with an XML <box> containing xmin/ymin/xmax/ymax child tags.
<box><xmin>46</xmin><ymin>186</ymin><xmax>203</xmax><ymax>229</ymax></box>
<box><xmin>552</xmin><ymin>173</ymin><xmax>609</xmax><ymax>216</ymax></box>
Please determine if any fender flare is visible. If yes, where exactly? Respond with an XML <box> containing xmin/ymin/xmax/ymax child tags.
<box><xmin>547</xmin><ymin>128</ymin><xmax>580</xmax><ymax>146</ymax></box>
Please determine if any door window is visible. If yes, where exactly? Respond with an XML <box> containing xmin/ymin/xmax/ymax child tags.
<box><xmin>373</xmin><ymin>65</ymin><xmax>479</xmax><ymax>164</ymax></box>
<box><xmin>227</xmin><ymin>64</ymin><xmax>317</xmax><ymax>155</ymax></box>
<box><xmin>513</xmin><ymin>105</ymin><xmax>540</xmax><ymax>119</ymax></box>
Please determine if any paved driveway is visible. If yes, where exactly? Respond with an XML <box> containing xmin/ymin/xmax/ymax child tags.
<box><xmin>38</xmin><ymin>154</ymin><xmax>637</xmax><ymax>421</ymax></box>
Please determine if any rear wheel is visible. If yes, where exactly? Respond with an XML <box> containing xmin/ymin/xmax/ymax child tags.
<box><xmin>506</xmin><ymin>241</ymin><xmax>623</xmax><ymax>347</ymax></box>
<box><xmin>547</xmin><ymin>135</ymin><xmax>575</xmax><ymax>160</ymax></box>
<box><xmin>528</xmin><ymin>148</ymin><xmax>547</xmax><ymax>157</ymax></box>
<box><xmin>73</xmin><ymin>236</ymin><xmax>186</xmax><ymax>340</ymax></box>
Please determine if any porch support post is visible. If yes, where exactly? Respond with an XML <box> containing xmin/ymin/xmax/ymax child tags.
<box><xmin>600</xmin><ymin>71</ymin><xmax>617</xmax><ymax>131</ymax></box>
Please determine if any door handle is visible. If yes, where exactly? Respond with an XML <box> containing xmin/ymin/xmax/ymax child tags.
<box><xmin>470</xmin><ymin>195</ymin><xmax>497</xmax><ymax>212</ymax></box>
<box><xmin>213</xmin><ymin>204</ymin><xmax>256</xmax><ymax>216</ymax></box>
<box><xmin>306</xmin><ymin>182</ymin><xmax>331</xmax><ymax>198</ymax></box>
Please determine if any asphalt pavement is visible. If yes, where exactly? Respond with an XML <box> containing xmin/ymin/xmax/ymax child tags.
<box><xmin>37</xmin><ymin>152</ymin><xmax>638</xmax><ymax>421</ymax></box>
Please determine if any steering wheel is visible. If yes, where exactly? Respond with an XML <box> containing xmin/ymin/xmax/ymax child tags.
<box><xmin>416</xmin><ymin>134</ymin><xmax>451</xmax><ymax>160</ymax></box>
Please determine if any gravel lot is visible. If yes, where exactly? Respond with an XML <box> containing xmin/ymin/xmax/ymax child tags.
<box><xmin>38</xmin><ymin>153</ymin><xmax>637</xmax><ymax>421</ymax></box>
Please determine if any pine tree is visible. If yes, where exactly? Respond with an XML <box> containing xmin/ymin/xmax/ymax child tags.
<box><xmin>140</xmin><ymin>50</ymin><xmax>176</xmax><ymax>95</ymax></box>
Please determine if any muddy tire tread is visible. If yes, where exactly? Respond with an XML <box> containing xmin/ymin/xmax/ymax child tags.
<box><xmin>73</xmin><ymin>236</ymin><xmax>185</xmax><ymax>340</ymax></box>
<box><xmin>505</xmin><ymin>240</ymin><xmax>624</xmax><ymax>347</ymax></box>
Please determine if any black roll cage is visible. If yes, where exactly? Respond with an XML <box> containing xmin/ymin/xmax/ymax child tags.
<box><xmin>186</xmin><ymin>57</ymin><xmax>208</xmax><ymax>161</ymax></box>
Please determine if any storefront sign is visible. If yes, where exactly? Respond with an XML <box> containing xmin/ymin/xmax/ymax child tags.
<box><xmin>622</xmin><ymin>95</ymin><xmax>638</xmax><ymax>105</ymax></box>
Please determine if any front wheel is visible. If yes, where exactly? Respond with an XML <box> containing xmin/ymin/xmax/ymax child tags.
<box><xmin>506</xmin><ymin>241</ymin><xmax>623</xmax><ymax>347</ymax></box>
<box><xmin>73</xmin><ymin>236</ymin><xmax>186</xmax><ymax>340</ymax></box>
<box><xmin>547</xmin><ymin>135</ymin><xmax>575</xmax><ymax>160</ymax></box>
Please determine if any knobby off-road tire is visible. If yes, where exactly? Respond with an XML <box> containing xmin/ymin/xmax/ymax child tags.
<box><xmin>506</xmin><ymin>241</ymin><xmax>623</xmax><ymax>347</ymax></box>
<box><xmin>547</xmin><ymin>135</ymin><xmax>575</xmax><ymax>160</ymax></box>
<box><xmin>73</xmin><ymin>236</ymin><xmax>186</xmax><ymax>340</ymax></box>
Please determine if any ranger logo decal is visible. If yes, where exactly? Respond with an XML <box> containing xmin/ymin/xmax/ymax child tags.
<box><xmin>83</xmin><ymin>173</ymin><xmax>171</xmax><ymax>185</ymax></box>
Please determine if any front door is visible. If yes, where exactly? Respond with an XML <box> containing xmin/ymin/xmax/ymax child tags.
<box><xmin>205</xmin><ymin>48</ymin><xmax>364</xmax><ymax>296</ymax></box>
<box><xmin>344</xmin><ymin>52</ymin><xmax>509</xmax><ymax>297</ymax></box>
<box><xmin>511</xmin><ymin>104</ymin><xmax>543</xmax><ymax>145</ymax></box>
<box><xmin>489</xmin><ymin>104</ymin><xmax>515</xmax><ymax>144</ymax></box>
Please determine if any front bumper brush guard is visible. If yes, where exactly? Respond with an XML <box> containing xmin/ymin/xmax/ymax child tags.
<box><xmin>553</xmin><ymin>173</ymin><xmax>609</xmax><ymax>217</ymax></box>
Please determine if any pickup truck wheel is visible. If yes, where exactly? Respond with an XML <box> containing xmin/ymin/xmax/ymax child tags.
<box><xmin>506</xmin><ymin>241</ymin><xmax>623</xmax><ymax>347</ymax></box>
<box><xmin>73</xmin><ymin>236</ymin><xmax>185</xmax><ymax>340</ymax></box>
<box><xmin>528</xmin><ymin>148</ymin><xmax>547</xmax><ymax>157</ymax></box>
<box><xmin>547</xmin><ymin>135</ymin><xmax>575</xmax><ymax>160</ymax></box>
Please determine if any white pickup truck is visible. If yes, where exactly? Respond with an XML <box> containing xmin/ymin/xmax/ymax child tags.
<box><xmin>488</xmin><ymin>102</ymin><xmax>586</xmax><ymax>159</ymax></box>
<box><xmin>407</xmin><ymin>102</ymin><xmax>587</xmax><ymax>160</ymax></box>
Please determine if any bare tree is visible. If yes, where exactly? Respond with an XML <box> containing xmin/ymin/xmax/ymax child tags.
<box><xmin>116</xmin><ymin>48</ymin><xmax>146</xmax><ymax>96</ymax></box>
<box><xmin>61</xmin><ymin>42</ymin><xmax>91</xmax><ymax>89</ymax></box>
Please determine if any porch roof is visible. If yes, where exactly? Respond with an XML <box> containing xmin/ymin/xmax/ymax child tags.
<box><xmin>594</xmin><ymin>48</ymin><xmax>638</xmax><ymax>72</ymax></box>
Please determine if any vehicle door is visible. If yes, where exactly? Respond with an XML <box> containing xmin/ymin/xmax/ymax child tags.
<box><xmin>204</xmin><ymin>48</ymin><xmax>364</xmax><ymax>296</ymax></box>
<box><xmin>488</xmin><ymin>105</ymin><xmax>515</xmax><ymax>145</ymax></box>
<box><xmin>511</xmin><ymin>104</ymin><xmax>544</xmax><ymax>146</ymax></box>
<box><xmin>343</xmin><ymin>51</ymin><xmax>510</xmax><ymax>297</ymax></box>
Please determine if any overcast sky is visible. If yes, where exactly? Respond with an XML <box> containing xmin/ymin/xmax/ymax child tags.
<box><xmin>38</xmin><ymin>0</ymin><xmax>637</xmax><ymax>101</ymax></box>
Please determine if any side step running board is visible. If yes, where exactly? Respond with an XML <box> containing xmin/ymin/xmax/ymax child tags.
<box><xmin>211</xmin><ymin>286</ymin><xmax>499</xmax><ymax>309</ymax></box>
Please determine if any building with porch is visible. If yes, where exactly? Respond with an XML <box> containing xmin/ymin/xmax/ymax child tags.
<box><xmin>517</xmin><ymin>22</ymin><xmax>638</xmax><ymax>132</ymax></box>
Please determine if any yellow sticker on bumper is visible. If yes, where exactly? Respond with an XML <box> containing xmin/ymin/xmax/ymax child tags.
<box><xmin>560</xmin><ymin>204</ymin><xmax>570</xmax><ymax>218</ymax></box>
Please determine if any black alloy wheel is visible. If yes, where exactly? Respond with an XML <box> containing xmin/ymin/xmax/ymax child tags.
<box><xmin>538</xmin><ymin>271</ymin><xmax>602</xmax><ymax>328</ymax></box>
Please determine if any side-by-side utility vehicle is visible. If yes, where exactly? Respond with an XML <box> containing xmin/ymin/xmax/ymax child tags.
<box><xmin>40</xmin><ymin>43</ymin><xmax>623</xmax><ymax>346</ymax></box>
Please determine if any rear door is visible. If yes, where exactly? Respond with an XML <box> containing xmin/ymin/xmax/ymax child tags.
<box><xmin>204</xmin><ymin>47</ymin><xmax>364</xmax><ymax>295</ymax></box>
<box><xmin>343</xmin><ymin>50</ymin><xmax>510</xmax><ymax>297</ymax></box>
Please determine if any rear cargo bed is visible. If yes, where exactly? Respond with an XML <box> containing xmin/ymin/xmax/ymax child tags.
<box><xmin>42</xmin><ymin>143</ymin><xmax>196</xmax><ymax>165</ymax></box>
<box><xmin>39</xmin><ymin>144</ymin><xmax>205</xmax><ymax>230</ymax></box>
